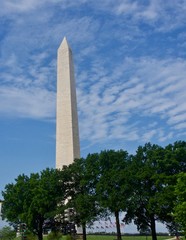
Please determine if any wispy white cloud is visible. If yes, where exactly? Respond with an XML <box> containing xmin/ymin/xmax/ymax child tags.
<box><xmin>0</xmin><ymin>86</ymin><xmax>55</xmax><ymax>119</ymax></box>
<box><xmin>3</xmin><ymin>0</ymin><xmax>42</xmax><ymax>13</ymax></box>
<box><xmin>0</xmin><ymin>52</ymin><xmax>56</xmax><ymax>119</ymax></box>
<box><xmin>174</xmin><ymin>122</ymin><xmax>186</xmax><ymax>130</ymax></box>
<box><xmin>0</xmin><ymin>0</ymin><xmax>185</xmax><ymax>148</ymax></box>
<box><xmin>0</xmin><ymin>0</ymin><xmax>69</xmax><ymax>14</ymax></box>
<box><xmin>168</xmin><ymin>113</ymin><xmax>186</xmax><ymax>125</ymax></box>
<box><xmin>112</xmin><ymin>0</ymin><xmax>186</xmax><ymax>31</ymax></box>
<box><xmin>77</xmin><ymin>56</ymin><xmax>186</xmax><ymax>145</ymax></box>
<box><xmin>0</xmin><ymin>0</ymin><xmax>186</xmax><ymax>200</ymax></box>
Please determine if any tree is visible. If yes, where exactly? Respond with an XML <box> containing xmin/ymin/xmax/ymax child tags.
<box><xmin>174</xmin><ymin>172</ymin><xmax>186</xmax><ymax>237</ymax></box>
<box><xmin>96</xmin><ymin>150</ymin><xmax>130</xmax><ymax>240</ymax></box>
<box><xmin>62</xmin><ymin>155</ymin><xmax>102</xmax><ymax>240</ymax></box>
<box><xmin>123</xmin><ymin>143</ymin><xmax>165</xmax><ymax>240</ymax></box>
<box><xmin>124</xmin><ymin>141</ymin><xmax>186</xmax><ymax>240</ymax></box>
<box><xmin>159</xmin><ymin>141</ymin><xmax>186</xmax><ymax>235</ymax></box>
<box><xmin>1</xmin><ymin>174</ymin><xmax>29</xmax><ymax>226</ymax></box>
<box><xmin>2</xmin><ymin>168</ymin><xmax>65</xmax><ymax>240</ymax></box>
<box><xmin>162</xmin><ymin>141</ymin><xmax>186</xmax><ymax>175</ymax></box>
<box><xmin>0</xmin><ymin>226</ymin><xmax>16</xmax><ymax>240</ymax></box>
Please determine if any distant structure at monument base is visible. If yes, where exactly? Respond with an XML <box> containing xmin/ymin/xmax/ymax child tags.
<box><xmin>0</xmin><ymin>200</ymin><xmax>2</xmax><ymax>216</ymax></box>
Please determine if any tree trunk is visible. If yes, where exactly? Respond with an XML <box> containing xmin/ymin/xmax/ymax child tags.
<box><xmin>37</xmin><ymin>219</ymin><xmax>43</xmax><ymax>240</ymax></box>
<box><xmin>82</xmin><ymin>223</ymin><xmax>87</xmax><ymax>240</ymax></box>
<box><xmin>115</xmin><ymin>210</ymin><xmax>122</xmax><ymax>240</ymax></box>
<box><xmin>150</xmin><ymin>214</ymin><xmax>157</xmax><ymax>240</ymax></box>
<box><xmin>37</xmin><ymin>231</ymin><xmax>43</xmax><ymax>240</ymax></box>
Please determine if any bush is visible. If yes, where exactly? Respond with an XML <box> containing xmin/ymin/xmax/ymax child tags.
<box><xmin>65</xmin><ymin>234</ymin><xmax>73</xmax><ymax>240</ymax></box>
<box><xmin>0</xmin><ymin>226</ymin><xmax>16</xmax><ymax>239</ymax></box>
<box><xmin>26</xmin><ymin>232</ymin><xmax>37</xmax><ymax>240</ymax></box>
<box><xmin>47</xmin><ymin>231</ymin><xmax>63</xmax><ymax>240</ymax></box>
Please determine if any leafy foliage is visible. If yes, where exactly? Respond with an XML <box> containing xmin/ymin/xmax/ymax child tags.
<box><xmin>62</xmin><ymin>156</ymin><xmax>102</xmax><ymax>240</ymax></box>
<box><xmin>174</xmin><ymin>172</ymin><xmax>186</xmax><ymax>236</ymax></box>
<box><xmin>2</xmin><ymin>168</ymin><xmax>65</xmax><ymax>240</ymax></box>
<box><xmin>1</xmin><ymin>141</ymin><xmax>186</xmax><ymax>240</ymax></box>
<box><xmin>123</xmin><ymin>143</ymin><xmax>165</xmax><ymax>240</ymax></box>
<box><xmin>0</xmin><ymin>226</ymin><xmax>16</xmax><ymax>240</ymax></box>
<box><xmin>123</xmin><ymin>142</ymin><xmax>186</xmax><ymax>240</ymax></box>
<box><xmin>96</xmin><ymin>150</ymin><xmax>131</xmax><ymax>240</ymax></box>
<box><xmin>47</xmin><ymin>230</ymin><xmax>62</xmax><ymax>240</ymax></box>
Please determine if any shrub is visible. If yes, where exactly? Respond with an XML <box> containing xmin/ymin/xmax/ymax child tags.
<box><xmin>0</xmin><ymin>226</ymin><xmax>16</xmax><ymax>239</ymax></box>
<box><xmin>65</xmin><ymin>234</ymin><xmax>73</xmax><ymax>240</ymax></box>
<box><xmin>47</xmin><ymin>231</ymin><xmax>63</xmax><ymax>240</ymax></box>
<box><xmin>26</xmin><ymin>232</ymin><xmax>37</xmax><ymax>240</ymax></box>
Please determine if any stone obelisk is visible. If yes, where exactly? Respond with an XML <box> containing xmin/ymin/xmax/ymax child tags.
<box><xmin>56</xmin><ymin>37</ymin><xmax>80</xmax><ymax>169</ymax></box>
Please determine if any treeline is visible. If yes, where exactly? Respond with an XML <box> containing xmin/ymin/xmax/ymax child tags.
<box><xmin>1</xmin><ymin>141</ymin><xmax>186</xmax><ymax>240</ymax></box>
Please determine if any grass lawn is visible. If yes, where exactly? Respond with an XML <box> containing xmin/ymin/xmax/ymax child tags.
<box><xmin>41</xmin><ymin>235</ymin><xmax>172</xmax><ymax>240</ymax></box>
<box><xmin>15</xmin><ymin>234</ymin><xmax>173</xmax><ymax>240</ymax></box>
<box><xmin>85</xmin><ymin>235</ymin><xmax>171</xmax><ymax>240</ymax></box>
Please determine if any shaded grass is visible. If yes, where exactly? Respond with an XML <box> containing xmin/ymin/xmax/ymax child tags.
<box><xmin>16</xmin><ymin>234</ymin><xmax>172</xmax><ymax>240</ymax></box>
<box><xmin>85</xmin><ymin>236</ymin><xmax>171</xmax><ymax>240</ymax></box>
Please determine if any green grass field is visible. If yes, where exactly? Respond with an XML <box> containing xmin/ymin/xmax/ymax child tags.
<box><xmin>15</xmin><ymin>234</ymin><xmax>173</xmax><ymax>240</ymax></box>
<box><xmin>41</xmin><ymin>235</ymin><xmax>172</xmax><ymax>240</ymax></box>
<box><xmin>80</xmin><ymin>236</ymin><xmax>171</xmax><ymax>240</ymax></box>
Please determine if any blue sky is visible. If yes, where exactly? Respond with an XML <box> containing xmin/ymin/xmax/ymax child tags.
<box><xmin>0</xmin><ymin>0</ymin><xmax>186</xmax><ymax>230</ymax></box>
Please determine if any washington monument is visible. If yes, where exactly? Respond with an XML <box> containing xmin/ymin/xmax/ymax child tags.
<box><xmin>56</xmin><ymin>37</ymin><xmax>80</xmax><ymax>169</ymax></box>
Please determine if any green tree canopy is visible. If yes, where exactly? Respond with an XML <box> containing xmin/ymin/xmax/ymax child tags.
<box><xmin>0</xmin><ymin>226</ymin><xmax>16</xmax><ymax>240</ymax></box>
<box><xmin>124</xmin><ymin>143</ymin><xmax>167</xmax><ymax>240</ymax></box>
<box><xmin>174</xmin><ymin>172</ymin><xmax>186</xmax><ymax>236</ymax></box>
<box><xmin>124</xmin><ymin>141</ymin><xmax>186</xmax><ymax>240</ymax></box>
<box><xmin>96</xmin><ymin>149</ymin><xmax>131</xmax><ymax>240</ymax></box>
<box><xmin>62</xmin><ymin>155</ymin><xmax>102</xmax><ymax>240</ymax></box>
<box><xmin>2</xmin><ymin>168</ymin><xmax>65</xmax><ymax>240</ymax></box>
<box><xmin>158</xmin><ymin>141</ymin><xmax>186</xmax><ymax>234</ymax></box>
<box><xmin>1</xmin><ymin>141</ymin><xmax>185</xmax><ymax>240</ymax></box>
